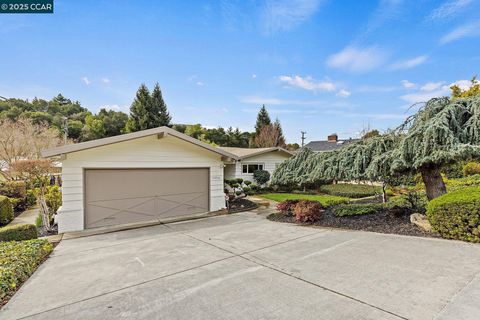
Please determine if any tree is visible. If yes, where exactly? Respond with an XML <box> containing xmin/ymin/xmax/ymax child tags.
<box><xmin>253</xmin><ymin>122</ymin><xmax>287</xmax><ymax>148</ymax></box>
<box><xmin>125</xmin><ymin>83</ymin><xmax>171</xmax><ymax>132</ymax></box>
<box><xmin>81</xmin><ymin>115</ymin><xmax>106</xmax><ymax>141</ymax></box>
<box><xmin>362</xmin><ymin>129</ymin><xmax>380</xmax><ymax>139</ymax></box>
<box><xmin>98</xmin><ymin>108</ymin><xmax>128</xmax><ymax>137</ymax></box>
<box><xmin>0</xmin><ymin>118</ymin><xmax>63</xmax><ymax>180</ymax></box>
<box><xmin>255</xmin><ymin>105</ymin><xmax>271</xmax><ymax>135</ymax></box>
<box><xmin>125</xmin><ymin>84</ymin><xmax>152</xmax><ymax>132</ymax></box>
<box><xmin>451</xmin><ymin>76</ymin><xmax>480</xmax><ymax>99</ymax></box>
<box><xmin>272</xmin><ymin>96</ymin><xmax>480</xmax><ymax>201</ymax></box>
<box><xmin>11</xmin><ymin>159</ymin><xmax>55</xmax><ymax>231</ymax></box>
<box><xmin>151</xmin><ymin>83</ymin><xmax>171</xmax><ymax>127</ymax></box>
<box><xmin>287</xmin><ymin>143</ymin><xmax>300</xmax><ymax>151</ymax></box>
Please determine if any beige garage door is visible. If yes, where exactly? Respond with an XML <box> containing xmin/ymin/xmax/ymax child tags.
<box><xmin>84</xmin><ymin>168</ymin><xmax>209</xmax><ymax>229</ymax></box>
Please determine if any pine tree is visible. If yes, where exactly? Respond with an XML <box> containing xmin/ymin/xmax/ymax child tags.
<box><xmin>125</xmin><ymin>84</ymin><xmax>151</xmax><ymax>132</ymax></box>
<box><xmin>255</xmin><ymin>105</ymin><xmax>271</xmax><ymax>135</ymax></box>
<box><xmin>151</xmin><ymin>83</ymin><xmax>171</xmax><ymax>126</ymax></box>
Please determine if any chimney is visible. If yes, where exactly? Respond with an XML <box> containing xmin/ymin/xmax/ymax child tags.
<box><xmin>327</xmin><ymin>133</ymin><xmax>338</xmax><ymax>142</ymax></box>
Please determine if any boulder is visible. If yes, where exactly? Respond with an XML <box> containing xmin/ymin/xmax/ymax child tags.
<box><xmin>410</xmin><ymin>213</ymin><xmax>432</xmax><ymax>232</ymax></box>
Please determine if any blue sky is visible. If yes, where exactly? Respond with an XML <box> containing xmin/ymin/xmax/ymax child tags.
<box><xmin>1</xmin><ymin>0</ymin><xmax>479</xmax><ymax>144</ymax></box>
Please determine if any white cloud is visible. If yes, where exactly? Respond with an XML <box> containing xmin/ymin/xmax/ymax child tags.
<box><xmin>81</xmin><ymin>77</ymin><xmax>91</xmax><ymax>85</ymax></box>
<box><xmin>262</xmin><ymin>0</ymin><xmax>323</xmax><ymax>34</ymax></box>
<box><xmin>420</xmin><ymin>81</ymin><xmax>444</xmax><ymax>91</ymax></box>
<box><xmin>240</xmin><ymin>95</ymin><xmax>323</xmax><ymax>105</ymax></box>
<box><xmin>356</xmin><ymin>85</ymin><xmax>397</xmax><ymax>93</ymax></box>
<box><xmin>440</xmin><ymin>22</ymin><xmax>480</xmax><ymax>44</ymax></box>
<box><xmin>336</xmin><ymin>89</ymin><xmax>351</xmax><ymax>97</ymax></box>
<box><xmin>196</xmin><ymin>81</ymin><xmax>204</xmax><ymax>86</ymax></box>
<box><xmin>252</xmin><ymin>74</ymin><xmax>257</xmax><ymax>79</ymax></box>
<box><xmin>358</xmin><ymin>0</ymin><xmax>406</xmax><ymax>40</ymax></box>
<box><xmin>390</xmin><ymin>55</ymin><xmax>428</xmax><ymax>70</ymax></box>
<box><xmin>278</xmin><ymin>75</ymin><xmax>336</xmax><ymax>92</ymax></box>
<box><xmin>101</xmin><ymin>78</ymin><xmax>110</xmax><ymax>84</ymax></box>
<box><xmin>401</xmin><ymin>80</ymin><xmax>416</xmax><ymax>89</ymax></box>
<box><xmin>400</xmin><ymin>89</ymin><xmax>449</xmax><ymax>104</ymax></box>
<box><xmin>326</xmin><ymin>46</ymin><xmax>387</xmax><ymax>73</ymax></box>
<box><xmin>427</xmin><ymin>0</ymin><xmax>473</xmax><ymax>21</ymax></box>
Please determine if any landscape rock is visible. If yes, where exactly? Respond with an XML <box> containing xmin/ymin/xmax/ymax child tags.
<box><xmin>410</xmin><ymin>213</ymin><xmax>432</xmax><ymax>232</ymax></box>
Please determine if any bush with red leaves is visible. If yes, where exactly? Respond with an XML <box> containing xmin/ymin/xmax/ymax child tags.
<box><xmin>293</xmin><ymin>200</ymin><xmax>324</xmax><ymax>223</ymax></box>
<box><xmin>276</xmin><ymin>200</ymin><xmax>299</xmax><ymax>215</ymax></box>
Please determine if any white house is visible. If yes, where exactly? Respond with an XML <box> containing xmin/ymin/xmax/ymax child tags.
<box><xmin>220</xmin><ymin>147</ymin><xmax>293</xmax><ymax>182</ymax></box>
<box><xmin>42</xmin><ymin>127</ymin><xmax>293</xmax><ymax>233</ymax></box>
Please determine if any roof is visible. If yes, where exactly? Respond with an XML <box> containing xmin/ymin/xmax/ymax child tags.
<box><xmin>218</xmin><ymin>147</ymin><xmax>294</xmax><ymax>159</ymax></box>
<box><xmin>304</xmin><ymin>139</ymin><xmax>359</xmax><ymax>152</ymax></box>
<box><xmin>41</xmin><ymin>126</ymin><xmax>240</xmax><ymax>160</ymax></box>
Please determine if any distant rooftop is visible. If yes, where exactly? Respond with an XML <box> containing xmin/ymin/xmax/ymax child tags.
<box><xmin>218</xmin><ymin>147</ymin><xmax>293</xmax><ymax>159</ymax></box>
<box><xmin>304</xmin><ymin>133</ymin><xmax>359</xmax><ymax>152</ymax></box>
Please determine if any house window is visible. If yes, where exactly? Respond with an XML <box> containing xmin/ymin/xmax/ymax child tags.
<box><xmin>242</xmin><ymin>164</ymin><xmax>264</xmax><ymax>174</ymax></box>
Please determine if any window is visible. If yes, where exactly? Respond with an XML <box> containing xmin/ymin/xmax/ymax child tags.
<box><xmin>242</xmin><ymin>164</ymin><xmax>264</xmax><ymax>174</ymax></box>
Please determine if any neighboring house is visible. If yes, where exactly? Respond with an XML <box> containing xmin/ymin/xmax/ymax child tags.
<box><xmin>220</xmin><ymin>147</ymin><xmax>294</xmax><ymax>182</ymax></box>
<box><xmin>304</xmin><ymin>133</ymin><xmax>359</xmax><ymax>152</ymax></box>
<box><xmin>41</xmin><ymin>127</ymin><xmax>292</xmax><ymax>233</ymax></box>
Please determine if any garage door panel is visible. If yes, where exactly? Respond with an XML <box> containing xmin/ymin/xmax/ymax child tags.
<box><xmin>85</xmin><ymin>168</ymin><xmax>209</xmax><ymax>229</ymax></box>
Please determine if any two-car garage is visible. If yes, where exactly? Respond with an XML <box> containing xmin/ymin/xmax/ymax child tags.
<box><xmin>84</xmin><ymin>168</ymin><xmax>209</xmax><ymax>229</ymax></box>
<box><xmin>41</xmin><ymin>127</ymin><xmax>238</xmax><ymax>233</ymax></box>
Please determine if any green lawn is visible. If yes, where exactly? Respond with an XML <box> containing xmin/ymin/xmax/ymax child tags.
<box><xmin>260</xmin><ymin>193</ymin><xmax>349</xmax><ymax>206</ymax></box>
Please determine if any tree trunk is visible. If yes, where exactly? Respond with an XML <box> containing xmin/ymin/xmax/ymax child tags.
<box><xmin>382</xmin><ymin>181</ymin><xmax>387</xmax><ymax>203</ymax></box>
<box><xmin>420</xmin><ymin>166</ymin><xmax>447</xmax><ymax>200</ymax></box>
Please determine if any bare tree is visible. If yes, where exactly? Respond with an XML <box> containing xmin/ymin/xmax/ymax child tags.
<box><xmin>11</xmin><ymin>159</ymin><xmax>56</xmax><ymax>231</ymax></box>
<box><xmin>253</xmin><ymin>124</ymin><xmax>286</xmax><ymax>148</ymax></box>
<box><xmin>0</xmin><ymin>117</ymin><xmax>63</xmax><ymax>180</ymax></box>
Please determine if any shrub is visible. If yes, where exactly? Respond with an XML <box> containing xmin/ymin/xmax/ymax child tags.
<box><xmin>0</xmin><ymin>224</ymin><xmax>37</xmax><ymax>241</ymax></box>
<box><xmin>253</xmin><ymin>170</ymin><xmax>270</xmax><ymax>185</ymax></box>
<box><xmin>293</xmin><ymin>200</ymin><xmax>324</xmax><ymax>223</ymax></box>
<box><xmin>276</xmin><ymin>199</ymin><xmax>299</xmax><ymax>215</ymax></box>
<box><xmin>235</xmin><ymin>190</ymin><xmax>242</xmax><ymax>196</ymax></box>
<box><xmin>236</xmin><ymin>178</ymin><xmax>244</xmax><ymax>185</ymax></box>
<box><xmin>0</xmin><ymin>196</ymin><xmax>14</xmax><ymax>226</ymax></box>
<box><xmin>333</xmin><ymin>203</ymin><xmax>383</xmax><ymax>217</ymax></box>
<box><xmin>386</xmin><ymin>192</ymin><xmax>427</xmax><ymax>214</ymax></box>
<box><xmin>244</xmin><ymin>180</ymin><xmax>252</xmax><ymax>186</ymax></box>
<box><xmin>0</xmin><ymin>181</ymin><xmax>27</xmax><ymax>212</ymax></box>
<box><xmin>318</xmin><ymin>184</ymin><xmax>381</xmax><ymax>198</ymax></box>
<box><xmin>35</xmin><ymin>213</ymin><xmax>43</xmax><ymax>228</ymax></box>
<box><xmin>242</xmin><ymin>187</ymin><xmax>253</xmax><ymax>195</ymax></box>
<box><xmin>445</xmin><ymin>174</ymin><xmax>480</xmax><ymax>192</ymax></box>
<box><xmin>26</xmin><ymin>189</ymin><xmax>37</xmax><ymax>207</ymax></box>
<box><xmin>250</xmin><ymin>184</ymin><xmax>260</xmax><ymax>192</ymax></box>
<box><xmin>0</xmin><ymin>239</ymin><xmax>53</xmax><ymax>301</ymax></box>
<box><xmin>463</xmin><ymin>162</ymin><xmax>480</xmax><ymax>177</ymax></box>
<box><xmin>427</xmin><ymin>187</ymin><xmax>480</xmax><ymax>242</ymax></box>
<box><xmin>44</xmin><ymin>185</ymin><xmax>62</xmax><ymax>215</ymax></box>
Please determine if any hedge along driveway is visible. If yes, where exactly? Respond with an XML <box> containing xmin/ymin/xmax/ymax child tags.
<box><xmin>260</xmin><ymin>193</ymin><xmax>349</xmax><ymax>206</ymax></box>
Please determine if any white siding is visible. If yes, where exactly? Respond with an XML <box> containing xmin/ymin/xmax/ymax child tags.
<box><xmin>58</xmin><ymin>135</ymin><xmax>225</xmax><ymax>233</ymax></box>
<box><xmin>230</xmin><ymin>151</ymin><xmax>291</xmax><ymax>183</ymax></box>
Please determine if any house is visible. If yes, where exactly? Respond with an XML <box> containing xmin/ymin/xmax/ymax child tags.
<box><xmin>304</xmin><ymin>133</ymin><xmax>359</xmax><ymax>152</ymax></box>
<box><xmin>41</xmin><ymin>127</ymin><xmax>292</xmax><ymax>233</ymax></box>
<box><xmin>220</xmin><ymin>147</ymin><xmax>294</xmax><ymax>182</ymax></box>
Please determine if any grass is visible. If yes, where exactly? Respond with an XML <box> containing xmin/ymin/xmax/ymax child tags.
<box><xmin>260</xmin><ymin>193</ymin><xmax>349</xmax><ymax>206</ymax></box>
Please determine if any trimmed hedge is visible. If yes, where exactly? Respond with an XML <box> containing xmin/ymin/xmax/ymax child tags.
<box><xmin>318</xmin><ymin>184</ymin><xmax>381</xmax><ymax>198</ymax></box>
<box><xmin>276</xmin><ymin>199</ymin><xmax>300</xmax><ymax>215</ymax></box>
<box><xmin>0</xmin><ymin>196</ymin><xmax>14</xmax><ymax>226</ymax></box>
<box><xmin>0</xmin><ymin>181</ymin><xmax>27</xmax><ymax>212</ymax></box>
<box><xmin>0</xmin><ymin>224</ymin><xmax>38</xmax><ymax>242</ymax></box>
<box><xmin>262</xmin><ymin>193</ymin><xmax>349</xmax><ymax>207</ymax></box>
<box><xmin>333</xmin><ymin>203</ymin><xmax>384</xmax><ymax>217</ymax></box>
<box><xmin>0</xmin><ymin>239</ymin><xmax>53</xmax><ymax>301</ymax></box>
<box><xmin>463</xmin><ymin>162</ymin><xmax>480</xmax><ymax>176</ymax></box>
<box><xmin>427</xmin><ymin>187</ymin><xmax>480</xmax><ymax>242</ymax></box>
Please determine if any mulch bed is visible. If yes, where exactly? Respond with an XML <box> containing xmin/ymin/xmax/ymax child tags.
<box><xmin>36</xmin><ymin>225</ymin><xmax>58</xmax><ymax>237</ymax></box>
<box><xmin>228</xmin><ymin>198</ymin><xmax>258</xmax><ymax>213</ymax></box>
<box><xmin>268</xmin><ymin>208</ymin><xmax>439</xmax><ymax>238</ymax></box>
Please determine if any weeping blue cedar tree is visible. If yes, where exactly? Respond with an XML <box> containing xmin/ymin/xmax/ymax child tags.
<box><xmin>272</xmin><ymin>96</ymin><xmax>480</xmax><ymax>200</ymax></box>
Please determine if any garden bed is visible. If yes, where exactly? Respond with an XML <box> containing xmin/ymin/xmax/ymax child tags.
<box><xmin>260</xmin><ymin>193</ymin><xmax>349</xmax><ymax>207</ymax></box>
<box><xmin>268</xmin><ymin>207</ymin><xmax>438</xmax><ymax>238</ymax></box>
<box><xmin>228</xmin><ymin>198</ymin><xmax>258</xmax><ymax>213</ymax></box>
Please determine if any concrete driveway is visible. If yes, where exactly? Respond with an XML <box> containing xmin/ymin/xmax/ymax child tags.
<box><xmin>2</xmin><ymin>211</ymin><xmax>480</xmax><ymax>320</ymax></box>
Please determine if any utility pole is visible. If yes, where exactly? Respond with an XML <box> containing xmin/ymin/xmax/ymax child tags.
<box><xmin>301</xmin><ymin>131</ymin><xmax>306</xmax><ymax>147</ymax></box>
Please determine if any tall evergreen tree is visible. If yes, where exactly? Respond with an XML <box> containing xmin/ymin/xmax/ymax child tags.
<box><xmin>151</xmin><ymin>83</ymin><xmax>171</xmax><ymax>126</ymax></box>
<box><xmin>255</xmin><ymin>105</ymin><xmax>271</xmax><ymax>135</ymax></box>
<box><xmin>273</xmin><ymin>118</ymin><xmax>286</xmax><ymax>147</ymax></box>
<box><xmin>125</xmin><ymin>84</ymin><xmax>152</xmax><ymax>132</ymax></box>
